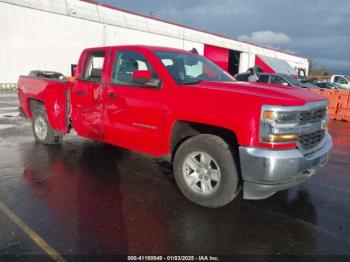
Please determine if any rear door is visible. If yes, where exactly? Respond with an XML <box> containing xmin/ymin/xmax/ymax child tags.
<box><xmin>71</xmin><ymin>49</ymin><xmax>108</xmax><ymax>140</ymax></box>
<box><xmin>102</xmin><ymin>48</ymin><xmax>165</xmax><ymax>154</ymax></box>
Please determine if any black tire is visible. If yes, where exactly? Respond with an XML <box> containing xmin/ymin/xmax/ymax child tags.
<box><xmin>174</xmin><ymin>134</ymin><xmax>239</xmax><ymax>208</ymax></box>
<box><xmin>31</xmin><ymin>104</ymin><xmax>63</xmax><ymax>145</ymax></box>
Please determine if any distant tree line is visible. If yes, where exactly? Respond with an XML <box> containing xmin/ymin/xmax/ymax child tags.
<box><xmin>308</xmin><ymin>57</ymin><xmax>333</xmax><ymax>77</ymax></box>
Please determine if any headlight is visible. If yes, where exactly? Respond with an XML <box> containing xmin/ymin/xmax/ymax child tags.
<box><xmin>263</xmin><ymin>110</ymin><xmax>299</xmax><ymax>123</ymax></box>
<box><xmin>260</xmin><ymin>107</ymin><xmax>300</xmax><ymax>144</ymax></box>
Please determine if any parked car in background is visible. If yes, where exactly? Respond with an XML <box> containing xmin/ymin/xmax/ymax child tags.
<box><xmin>300</xmin><ymin>78</ymin><xmax>319</xmax><ymax>84</ymax></box>
<box><xmin>235</xmin><ymin>73</ymin><xmax>250</xmax><ymax>82</ymax></box>
<box><xmin>235</xmin><ymin>71</ymin><xmax>319</xmax><ymax>89</ymax></box>
<box><xmin>234</xmin><ymin>67</ymin><xmax>261</xmax><ymax>82</ymax></box>
<box><xmin>256</xmin><ymin>73</ymin><xmax>319</xmax><ymax>88</ymax></box>
<box><xmin>329</xmin><ymin>75</ymin><xmax>350</xmax><ymax>89</ymax></box>
<box><xmin>315</xmin><ymin>82</ymin><xmax>348</xmax><ymax>90</ymax></box>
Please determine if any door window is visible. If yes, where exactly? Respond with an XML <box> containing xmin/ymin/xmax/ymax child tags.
<box><xmin>112</xmin><ymin>50</ymin><xmax>161</xmax><ymax>87</ymax></box>
<box><xmin>81</xmin><ymin>51</ymin><xmax>105</xmax><ymax>83</ymax></box>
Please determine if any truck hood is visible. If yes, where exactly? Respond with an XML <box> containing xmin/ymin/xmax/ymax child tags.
<box><xmin>192</xmin><ymin>81</ymin><xmax>326</xmax><ymax>106</ymax></box>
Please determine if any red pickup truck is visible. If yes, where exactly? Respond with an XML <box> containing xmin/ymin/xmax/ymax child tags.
<box><xmin>17</xmin><ymin>45</ymin><xmax>332</xmax><ymax>208</ymax></box>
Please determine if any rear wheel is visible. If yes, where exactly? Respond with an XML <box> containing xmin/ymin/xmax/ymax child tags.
<box><xmin>32</xmin><ymin>105</ymin><xmax>63</xmax><ymax>145</ymax></box>
<box><xmin>174</xmin><ymin>134</ymin><xmax>239</xmax><ymax>208</ymax></box>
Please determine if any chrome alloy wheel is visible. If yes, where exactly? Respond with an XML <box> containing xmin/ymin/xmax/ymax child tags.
<box><xmin>34</xmin><ymin>116</ymin><xmax>48</xmax><ymax>141</ymax></box>
<box><xmin>183</xmin><ymin>152</ymin><xmax>221</xmax><ymax>195</ymax></box>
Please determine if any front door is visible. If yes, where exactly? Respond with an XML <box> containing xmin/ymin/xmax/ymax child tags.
<box><xmin>102</xmin><ymin>49</ymin><xmax>165</xmax><ymax>154</ymax></box>
<box><xmin>71</xmin><ymin>50</ymin><xmax>107</xmax><ymax>140</ymax></box>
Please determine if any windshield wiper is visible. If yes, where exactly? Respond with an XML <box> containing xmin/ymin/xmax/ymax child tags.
<box><xmin>179</xmin><ymin>80</ymin><xmax>201</xmax><ymax>85</ymax></box>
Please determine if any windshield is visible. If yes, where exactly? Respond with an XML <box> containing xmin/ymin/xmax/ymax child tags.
<box><xmin>155</xmin><ymin>51</ymin><xmax>234</xmax><ymax>84</ymax></box>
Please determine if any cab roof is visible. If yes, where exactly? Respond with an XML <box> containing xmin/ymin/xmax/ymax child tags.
<box><xmin>84</xmin><ymin>45</ymin><xmax>193</xmax><ymax>54</ymax></box>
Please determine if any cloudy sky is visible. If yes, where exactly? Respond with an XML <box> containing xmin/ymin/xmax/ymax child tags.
<box><xmin>100</xmin><ymin>0</ymin><xmax>350</xmax><ymax>73</ymax></box>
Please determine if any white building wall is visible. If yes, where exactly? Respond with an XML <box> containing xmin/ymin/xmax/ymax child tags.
<box><xmin>0</xmin><ymin>0</ymin><xmax>309</xmax><ymax>83</ymax></box>
<box><xmin>105</xmin><ymin>26</ymin><xmax>183</xmax><ymax>48</ymax></box>
<box><xmin>0</xmin><ymin>2</ymin><xmax>105</xmax><ymax>82</ymax></box>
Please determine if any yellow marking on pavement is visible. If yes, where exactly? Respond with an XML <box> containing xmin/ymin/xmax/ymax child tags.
<box><xmin>0</xmin><ymin>201</ymin><xmax>66</xmax><ymax>262</ymax></box>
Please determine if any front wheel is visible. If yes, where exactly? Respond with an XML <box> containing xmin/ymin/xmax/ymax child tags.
<box><xmin>173</xmin><ymin>134</ymin><xmax>239</xmax><ymax>208</ymax></box>
<box><xmin>32</xmin><ymin>105</ymin><xmax>63</xmax><ymax>145</ymax></box>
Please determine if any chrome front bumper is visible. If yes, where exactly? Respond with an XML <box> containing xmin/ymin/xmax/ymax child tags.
<box><xmin>239</xmin><ymin>132</ymin><xmax>333</xmax><ymax>200</ymax></box>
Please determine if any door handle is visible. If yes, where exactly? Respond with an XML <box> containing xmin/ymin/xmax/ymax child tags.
<box><xmin>107</xmin><ymin>92</ymin><xmax>118</xmax><ymax>99</ymax></box>
<box><xmin>75</xmin><ymin>90</ymin><xmax>86</xmax><ymax>96</ymax></box>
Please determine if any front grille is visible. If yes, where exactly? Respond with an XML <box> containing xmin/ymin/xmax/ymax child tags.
<box><xmin>299</xmin><ymin>129</ymin><xmax>325</xmax><ymax>150</ymax></box>
<box><xmin>298</xmin><ymin>108</ymin><xmax>326</xmax><ymax>124</ymax></box>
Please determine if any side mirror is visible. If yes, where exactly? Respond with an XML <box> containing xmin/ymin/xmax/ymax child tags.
<box><xmin>132</xmin><ymin>70</ymin><xmax>161</xmax><ymax>88</ymax></box>
<box><xmin>132</xmin><ymin>70</ymin><xmax>153</xmax><ymax>85</ymax></box>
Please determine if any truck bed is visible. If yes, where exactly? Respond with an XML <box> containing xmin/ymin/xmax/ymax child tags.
<box><xmin>18</xmin><ymin>75</ymin><xmax>72</xmax><ymax>133</ymax></box>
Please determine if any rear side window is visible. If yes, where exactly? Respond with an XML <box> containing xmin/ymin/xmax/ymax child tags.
<box><xmin>257</xmin><ymin>74</ymin><xmax>269</xmax><ymax>83</ymax></box>
<box><xmin>81</xmin><ymin>51</ymin><xmax>105</xmax><ymax>82</ymax></box>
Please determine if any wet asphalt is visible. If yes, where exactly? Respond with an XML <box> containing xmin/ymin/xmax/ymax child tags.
<box><xmin>0</xmin><ymin>93</ymin><xmax>349</xmax><ymax>258</ymax></box>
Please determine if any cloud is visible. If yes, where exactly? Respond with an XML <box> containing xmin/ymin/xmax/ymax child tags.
<box><xmin>238</xmin><ymin>31</ymin><xmax>292</xmax><ymax>45</ymax></box>
<box><xmin>101</xmin><ymin>0</ymin><xmax>350</xmax><ymax>72</ymax></box>
<box><xmin>313</xmin><ymin>58</ymin><xmax>350</xmax><ymax>70</ymax></box>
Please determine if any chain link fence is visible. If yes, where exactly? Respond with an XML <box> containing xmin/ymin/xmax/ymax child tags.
<box><xmin>0</xmin><ymin>83</ymin><xmax>17</xmax><ymax>93</ymax></box>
